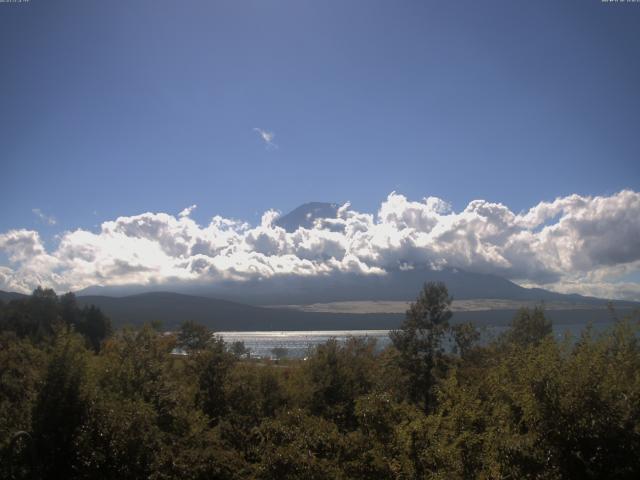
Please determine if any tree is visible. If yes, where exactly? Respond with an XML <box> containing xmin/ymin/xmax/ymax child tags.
<box><xmin>196</xmin><ymin>337</ymin><xmax>236</xmax><ymax>423</ymax></box>
<box><xmin>452</xmin><ymin>321</ymin><xmax>480</xmax><ymax>358</ymax></box>
<box><xmin>270</xmin><ymin>347</ymin><xmax>288</xmax><ymax>361</ymax></box>
<box><xmin>303</xmin><ymin>337</ymin><xmax>377</xmax><ymax>429</ymax></box>
<box><xmin>74</xmin><ymin>396</ymin><xmax>161</xmax><ymax>479</ymax></box>
<box><xmin>389</xmin><ymin>282</ymin><xmax>452</xmax><ymax>412</ymax></box>
<box><xmin>230</xmin><ymin>340</ymin><xmax>250</xmax><ymax>358</ymax></box>
<box><xmin>0</xmin><ymin>289</ymin><xmax>112</xmax><ymax>351</ymax></box>
<box><xmin>0</xmin><ymin>332</ymin><xmax>45</xmax><ymax>480</ymax></box>
<box><xmin>178</xmin><ymin>320</ymin><xmax>213</xmax><ymax>352</ymax></box>
<box><xmin>31</xmin><ymin>333</ymin><xmax>89</xmax><ymax>479</ymax></box>
<box><xmin>0</xmin><ymin>288</ymin><xmax>60</xmax><ymax>341</ymax></box>
<box><xmin>256</xmin><ymin>410</ymin><xmax>343</xmax><ymax>480</ymax></box>
<box><xmin>59</xmin><ymin>292</ymin><xmax>81</xmax><ymax>328</ymax></box>
<box><xmin>97</xmin><ymin>324</ymin><xmax>175</xmax><ymax>402</ymax></box>
<box><xmin>77</xmin><ymin>305</ymin><xmax>112</xmax><ymax>352</ymax></box>
<box><xmin>503</xmin><ymin>306</ymin><xmax>552</xmax><ymax>347</ymax></box>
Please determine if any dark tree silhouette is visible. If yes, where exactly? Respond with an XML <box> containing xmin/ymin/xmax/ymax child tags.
<box><xmin>31</xmin><ymin>335</ymin><xmax>88</xmax><ymax>479</ymax></box>
<box><xmin>504</xmin><ymin>306</ymin><xmax>552</xmax><ymax>346</ymax></box>
<box><xmin>390</xmin><ymin>281</ymin><xmax>452</xmax><ymax>412</ymax></box>
<box><xmin>178</xmin><ymin>320</ymin><xmax>212</xmax><ymax>352</ymax></box>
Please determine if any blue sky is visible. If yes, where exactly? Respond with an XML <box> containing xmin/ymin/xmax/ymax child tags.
<box><xmin>1</xmin><ymin>1</ymin><xmax>639</xmax><ymax>299</ymax></box>
<box><xmin>1</xmin><ymin>0</ymin><xmax>639</xmax><ymax>234</ymax></box>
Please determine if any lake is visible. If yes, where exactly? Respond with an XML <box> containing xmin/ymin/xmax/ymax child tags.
<box><xmin>217</xmin><ymin>322</ymin><xmax>616</xmax><ymax>359</ymax></box>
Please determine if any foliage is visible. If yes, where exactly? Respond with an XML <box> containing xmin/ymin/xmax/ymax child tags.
<box><xmin>177</xmin><ymin>320</ymin><xmax>213</xmax><ymax>352</ymax></box>
<box><xmin>31</xmin><ymin>332</ymin><xmax>90</xmax><ymax>479</ymax></box>
<box><xmin>451</xmin><ymin>321</ymin><xmax>480</xmax><ymax>358</ymax></box>
<box><xmin>230</xmin><ymin>340</ymin><xmax>250</xmax><ymax>358</ymax></box>
<box><xmin>270</xmin><ymin>346</ymin><xmax>288</xmax><ymax>360</ymax></box>
<box><xmin>502</xmin><ymin>305</ymin><xmax>553</xmax><ymax>347</ymax></box>
<box><xmin>194</xmin><ymin>336</ymin><xmax>237</xmax><ymax>423</ymax></box>
<box><xmin>0</xmin><ymin>287</ymin><xmax>639</xmax><ymax>479</ymax></box>
<box><xmin>256</xmin><ymin>409</ymin><xmax>343</xmax><ymax>480</ymax></box>
<box><xmin>302</xmin><ymin>337</ymin><xmax>377</xmax><ymax>429</ymax></box>
<box><xmin>390</xmin><ymin>281</ymin><xmax>453</xmax><ymax>412</ymax></box>
<box><xmin>0</xmin><ymin>332</ymin><xmax>45</xmax><ymax>479</ymax></box>
<box><xmin>0</xmin><ymin>288</ymin><xmax>112</xmax><ymax>351</ymax></box>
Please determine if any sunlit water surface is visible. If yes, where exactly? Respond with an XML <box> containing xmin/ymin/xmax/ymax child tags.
<box><xmin>217</xmin><ymin>322</ymin><xmax>614</xmax><ymax>359</ymax></box>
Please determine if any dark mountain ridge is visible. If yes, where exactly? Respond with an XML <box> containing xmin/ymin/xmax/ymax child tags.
<box><xmin>0</xmin><ymin>290</ymin><xmax>28</xmax><ymax>303</ymax></box>
<box><xmin>75</xmin><ymin>266</ymin><xmax>636</xmax><ymax>308</ymax></box>
<box><xmin>2</xmin><ymin>289</ymin><xmax>636</xmax><ymax>332</ymax></box>
<box><xmin>75</xmin><ymin>291</ymin><xmax>400</xmax><ymax>330</ymax></box>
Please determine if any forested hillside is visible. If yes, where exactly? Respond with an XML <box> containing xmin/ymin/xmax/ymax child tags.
<box><xmin>1</xmin><ymin>285</ymin><xmax>639</xmax><ymax>479</ymax></box>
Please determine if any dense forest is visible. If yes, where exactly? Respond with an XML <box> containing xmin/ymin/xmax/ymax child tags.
<box><xmin>1</xmin><ymin>284</ymin><xmax>639</xmax><ymax>479</ymax></box>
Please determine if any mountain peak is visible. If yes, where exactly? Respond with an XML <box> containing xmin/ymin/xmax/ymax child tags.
<box><xmin>275</xmin><ymin>202</ymin><xmax>340</xmax><ymax>232</ymax></box>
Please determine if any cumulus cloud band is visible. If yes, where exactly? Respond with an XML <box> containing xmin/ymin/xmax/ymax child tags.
<box><xmin>1</xmin><ymin>190</ymin><xmax>639</xmax><ymax>300</ymax></box>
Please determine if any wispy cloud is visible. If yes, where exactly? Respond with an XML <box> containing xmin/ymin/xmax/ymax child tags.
<box><xmin>179</xmin><ymin>204</ymin><xmax>197</xmax><ymax>217</ymax></box>
<box><xmin>253</xmin><ymin>127</ymin><xmax>278</xmax><ymax>149</ymax></box>
<box><xmin>32</xmin><ymin>208</ymin><xmax>57</xmax><ymax>226</ymax></box>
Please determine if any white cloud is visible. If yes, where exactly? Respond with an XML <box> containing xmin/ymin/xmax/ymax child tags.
<box><xmin>32</xmin><ymin>208</ymin><xmax>57</xmax><ymax>225</ymax></box>
<box><xmin>1</xmin><ymin>191</ymin><xmax>639</xmax><ymax>300</ymax></box>
<box><xmin>253</xmin><ymin>127</ymin><xmax>278</xmax><ymax>149</ymax></box>
<box><xmin>0</xmin><ymin>230</ymin><xmax>61</xmax><ymax>293</ymax></box>
<box><xmin>179</xmin><ymin>204</ymin><xmax>197</xmax><ymax>217</ymax></box>
<box><xmin>0</xmin><ymin>229</ymin><xmax>47</xmax><ymax>262</ymax></box>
